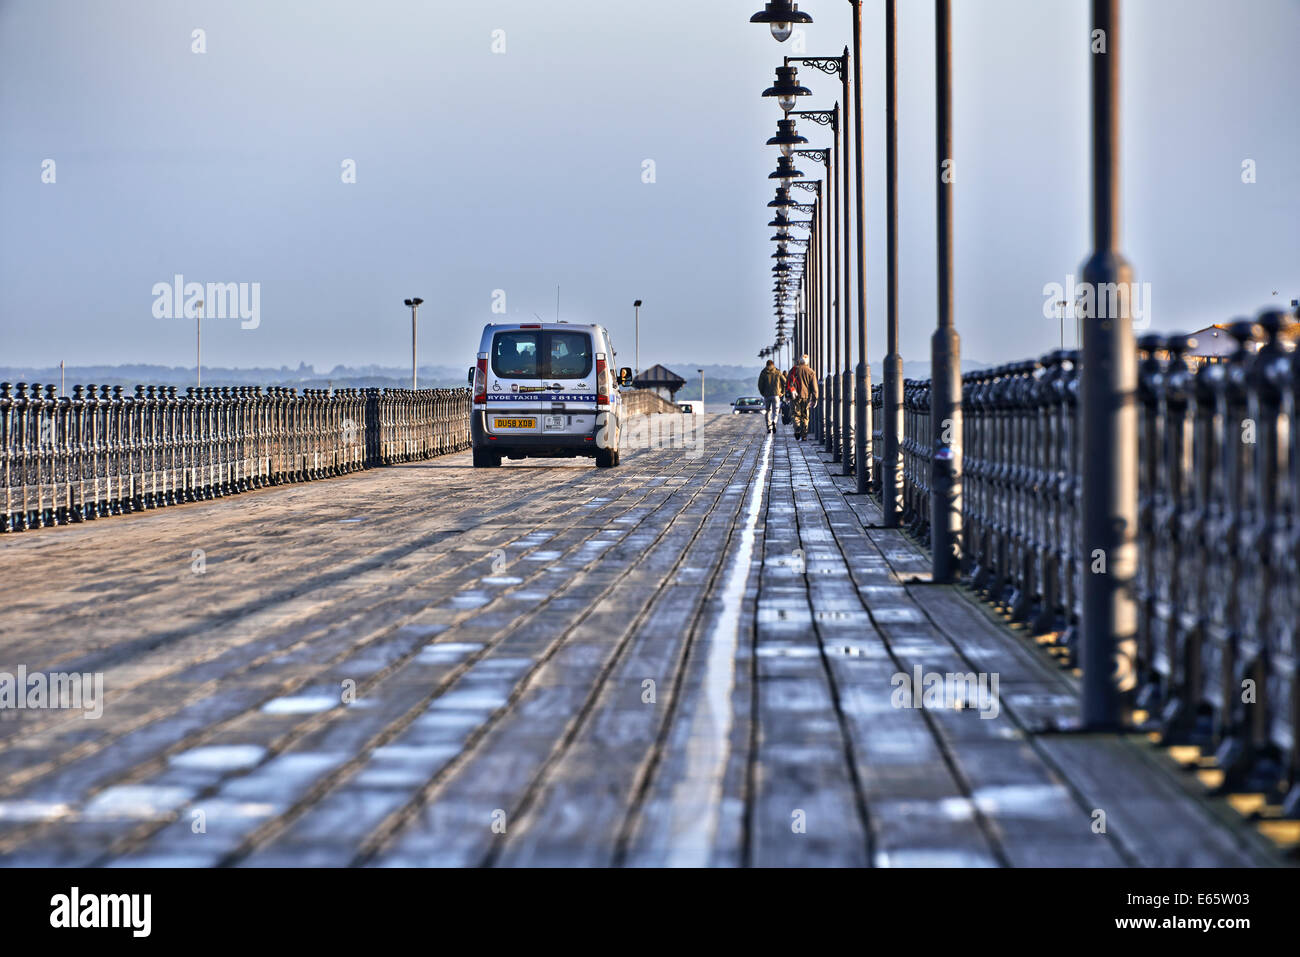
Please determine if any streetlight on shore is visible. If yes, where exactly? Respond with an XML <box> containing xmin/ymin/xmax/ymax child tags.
<box><xmin>196</xmin><ymin>299</ymin><xmax>204</xmax><ymax>389</ymax></box>
<box><xmin>633</xmin><ymin>300</ymin><xmax>643</xmax><ymax>377</ymax></box>
<box><xmin>403</xmin><ymin>297</ymin><xmax>424</xmax><ymax>390</ymax></box>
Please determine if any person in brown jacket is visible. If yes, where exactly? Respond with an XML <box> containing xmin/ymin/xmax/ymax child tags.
<box><xmin>788</xmin><ymin>354</ymin><xmax>819</xmax><ymax>440</ymax></box>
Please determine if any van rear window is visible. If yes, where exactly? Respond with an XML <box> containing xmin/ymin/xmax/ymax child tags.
<box><xmin>491</xmin><ymin>330</ymin><xmax>593</xmax><ymax>379</ymax></box>
<box><xmin>492</xmin><ymin>331</ymin><xmax>539</xmax><ymax>378</ymax></box>
<box><xmin>547</xmin><ymin>331</ymin><xmax>592</xmax><ymax>378</ymax></box>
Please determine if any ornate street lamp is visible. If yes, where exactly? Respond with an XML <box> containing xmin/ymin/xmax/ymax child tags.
<box><xmin>767</xmin><ymin>187</ymin><xmax>797</xmax><ymax>213</ymax></box>
<box><xmin>768</xmin><ymin>211</ymin><xmax>809</xmax><ymax>230</ymax></box>
<box><xmin>749</xmin><ymin>1</ymin><xmax>812</xmax><ymax>43</ymax></box>
<box><xmin>766</xmin><ymin>118</ymin><xmax>808</xmax><ymax>157</ymax></box>
<box><xmin>763</xmin><ymin>65</ymin><xmax>812</xmax><ymax>113</ymax></box>
<box><xmin>769</xmin><ymin>155</ymin><xmax>804</xmax><ymax>186</ymax></box>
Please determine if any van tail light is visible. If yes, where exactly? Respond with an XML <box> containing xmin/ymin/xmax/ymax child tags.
<box><xmin>473</xmin><ymin>358</ymin><xmax>488</xmax><ymax>404</ymax></box>
<box><xmin>596</xmin><ymin>357</ymin><xmax>609</xmax><ymax>405</ymax></box>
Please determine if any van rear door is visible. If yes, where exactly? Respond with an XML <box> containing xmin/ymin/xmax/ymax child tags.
<box><xmin>487</xmin><ymin>327</ymin><xmax>544</xmax><ymax>435</ymax></box>
<box><xmin>539</xmin><ymin>328</ymin><xmax>596</xmax><ymax>437</ymax></box>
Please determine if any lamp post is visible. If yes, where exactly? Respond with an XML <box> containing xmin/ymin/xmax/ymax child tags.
<box><xmin>849</xmin><ymin>10</ymin><xmax>871</xmax><ymax>494</ymax></box>
<box><xmin>776</xmin><ymin>247</ymin><xmax>807</xmax><ymax>356</ymax></box>
<box><xmin>698</xmin><ymin>368</ymin><xmax>704</xmax><ymax>409</ymax></box>
<box><xmin>780</xmin><ymin>51</ymin><xmax>863</xmax><ymax>481</ymax></box>
<box><xmin>1079</xmin><ymin>0</ymin><xmax>1137</xmax><ymax>731</ymax></box>
<box><xmin>751</xmin><ymin>6</ymin><xmax>871</xmax><ymax>488</ymax></box>
<box><xmin>403</xmin><ymin>297</ymin><xmax>424</xmax><ymax>390</ymax></box>
<box><xmin>793</xmin><ymin>177</ymin><xmax>831</xmax><ymax>448</ymax></box>
<box><xmin>196</xmin><ymin>299</ymin><xmax>204</xmax><ymax>389</ymax></box>
<box><xmin>930</xmin><ymin>0</ymin><xmax>962</xmax><ymax>583</ymax></box>
<box><xmin>769</xmin><ymin>108</ymin><xmax>829</xmax><ymax>446</ymax></box>
<box><xmin>1075</xmin><ymin>287</ymin><xmax>1086</xmax><ymax>347</ymax></box>
<box><xmin>770</xmin><ymin>203</ymin><xmax>812</xmax><ymax>367</ymax></box>
<box><xmin>633</xmin><ymin>299</ymin><xmax>643</xmax><ymax>377</ymax></box>
<box><xmin>792</xmin><ymin>110</ymin><xmax>843</xmax><ymax>464</ymax></box>
<box><xmin>881</xmin><ymin>0</ymin><xmax>903</xmax><ymax>523</ymax></box>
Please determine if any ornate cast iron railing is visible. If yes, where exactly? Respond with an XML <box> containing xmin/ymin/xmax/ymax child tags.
<box><xmin>893</xmin><ymin>309</ymin><xmax>1298</xmax><ymax>809</ymax></box>
<box><xmin>0</xmin><ymin>384</ymin><xmax>471</xmax><ymax>532</ymax></box>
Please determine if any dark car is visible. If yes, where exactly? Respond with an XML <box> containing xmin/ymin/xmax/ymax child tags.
<box><xmin>731</xmin><ymin>396</ymin><xmax>765</xmax><ymax>414</ymax></box>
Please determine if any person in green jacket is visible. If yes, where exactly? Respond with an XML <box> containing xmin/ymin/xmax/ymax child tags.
<box><xmin>757</xmin><ymin>360</ymin><xmax>785</xmax><ymax>433</ymax></box>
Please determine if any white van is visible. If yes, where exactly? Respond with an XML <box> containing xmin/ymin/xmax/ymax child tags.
<box><xmin>470</xmin><ymin>322</ymin><xmax>632</xmax><ymax>468</ymax></box>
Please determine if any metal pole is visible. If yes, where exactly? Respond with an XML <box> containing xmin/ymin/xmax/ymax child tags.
<box><xmin>699</xmin><ymin>369</ymin><xmax>705</xmax><ymax>408</ymax></box>
<box><xmin>828</xmin><ymin>169</ymin><xmax>839</xmax><ymax>456</ymax></box>
<box><xmin>635</xmin><ymin>302</ymin><xmax>640</xmax><ymax>376</ymax></box>
<box><xmin>851</xmin><ymin>10</ymin><xmax>872</xmax><ymax>494</ymax></box>
<box><xmin>801</xmin><ymin>230</ymin><xmax>809</xmax><ymax>433</ymax></box>
<box><xmin>839</xmin><ymin>96</ymin><xmax>852</xmax><ymax>477</ymax></box>
<box><xmin>814</xmin><ymin>211</ymin><xmax>823</xmax><ymax>441</ymax></box>
<box><xmin>411</xmin><ymin>303</ymin><xmax>418</xmax><ymax>390</ymax></box>
<box><xmin>827</xmin><ymin>148</ymin><xmax>838</xmax><ymax>460</ymax></box>
<box><xmin>1079</xmin><ymin>0</ymin><xmax>1136</xmax><ymax>730</ymax></box>
<box><xmin>881</xmin><ymin>0</ymin><xmax>903</xmax><ymax>524</ymax></box>
<box><xmin>196</xmin><ymin>300</ymin><xmax>203</xmax><ymax>389</ymax></box>
<box><xmin>930</xmin><ymin>0</ymin><xmax>962</xmax><ymax>582</ymax></box>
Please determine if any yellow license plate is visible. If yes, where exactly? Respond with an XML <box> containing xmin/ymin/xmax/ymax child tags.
<box><xmin>493</xmin><ymin>418</ymin><xmax>536</xmax><ymax>429</ymax></box>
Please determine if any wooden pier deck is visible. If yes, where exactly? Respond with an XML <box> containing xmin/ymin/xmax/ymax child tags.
<box><xmin>0</xmin><ymin>415</ymin><xmax>1284</xmax><ymax>867</ymax></box>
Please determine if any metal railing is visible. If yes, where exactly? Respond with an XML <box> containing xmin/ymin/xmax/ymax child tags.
<box><xmin>0</xmin><ymin>383</ymin><xmax>471</xmax><ymax>532</ymax></box>
<box><xmin>894</xmin><ymin>309</ymin><xmax>1298</xmax><ymax>804</ymax></box>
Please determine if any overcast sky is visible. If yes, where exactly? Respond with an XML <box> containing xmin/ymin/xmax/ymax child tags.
<box><xmin>1</xmin><ymin>0</ymin><xmax>1296</xmax><ymax>373</ymax></box>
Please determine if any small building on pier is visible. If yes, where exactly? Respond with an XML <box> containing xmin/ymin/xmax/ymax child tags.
<box><xmin>631</xmin><ymin>364</ymin><xmax>687</xmax><ymax>403</ymax></box>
